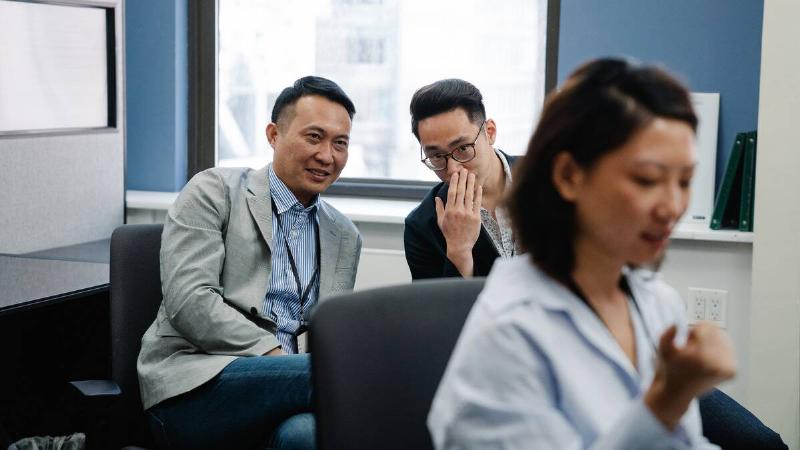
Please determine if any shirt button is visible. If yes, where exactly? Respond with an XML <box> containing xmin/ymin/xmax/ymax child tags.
<box><xmin>290</xmin><ymin>230</ymin><xmax>298</xmax><ymax>239</ymax></box>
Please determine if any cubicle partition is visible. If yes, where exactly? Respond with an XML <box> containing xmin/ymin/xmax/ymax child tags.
<box><xmin>0</xmin><ymin>0</ymin><xmax>125</xmax><ymax>254</ymax></box>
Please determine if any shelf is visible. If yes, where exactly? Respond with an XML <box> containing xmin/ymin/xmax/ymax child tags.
<box><xmin>126</xmin><ymin>191</ymin><xmax>753</xmax><ymax>243</ymax></box>
<box><xmin>671</xmin><ymin>222</ymin><xmax>753</xmax><ymax>243</ymax></box>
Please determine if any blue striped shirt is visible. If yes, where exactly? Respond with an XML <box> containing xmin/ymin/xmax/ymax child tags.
<box><xmin>264</xmin><ymin>165</ymin><xmax>320</xmax><ymax>354</ymax></box>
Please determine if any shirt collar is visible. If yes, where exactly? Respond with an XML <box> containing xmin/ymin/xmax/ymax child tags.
<box><xmin>493</xmin><ymin>148</ymin><xmax>513</xmax><ymax>188</ymax></box>
<box><xmin>268</xmin><ymin>164</ymin><xmax>319</xmax><ymax>215</ymax></box>
<box><xmin>476</xmin><ymin>148</ymin><xmax>513</xmax><ymax>215</ymax></box>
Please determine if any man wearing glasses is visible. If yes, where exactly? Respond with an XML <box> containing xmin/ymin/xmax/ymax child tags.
<box><xmin>404</xmin><ymin>79</ymin><xmax>519</xmax><ymax>279</ymax></box>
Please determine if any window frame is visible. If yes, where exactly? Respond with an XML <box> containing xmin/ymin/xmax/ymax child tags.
<box><xmin>188</xmin><ymin>0</ymin><xmax>561</xmax><ymax>200</ymax></box>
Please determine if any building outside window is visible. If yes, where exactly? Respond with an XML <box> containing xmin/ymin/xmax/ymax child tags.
<box><xmin>218</xmin><ymin>0</ymin><xmax>548</xmax><ymax>184</ymax></box>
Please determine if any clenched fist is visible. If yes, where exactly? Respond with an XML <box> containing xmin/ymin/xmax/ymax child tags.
<box><xmin>645</xmin><ymin>322</ymin><xmax>737</xmax><ymax>430</ymax></box>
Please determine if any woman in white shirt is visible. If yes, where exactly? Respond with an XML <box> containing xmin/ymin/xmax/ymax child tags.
<box><xmin>427</xmin><ymin>58</ymin><xmax>736</xmax><ymax>449</ymax></box>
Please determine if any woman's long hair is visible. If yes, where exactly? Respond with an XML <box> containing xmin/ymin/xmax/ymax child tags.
<box><xmin>507</xmin><ymin>58</ymin><xmax>697</xmax><ymax>285</ymax></box>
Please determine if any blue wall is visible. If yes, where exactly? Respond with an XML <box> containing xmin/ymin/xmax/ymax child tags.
<box><xmin>557</xmin><ymin>0</ymin><xmax>764</xmax><ymax>190</ymax></box>
<box><xmin>125</xmin><ymin>0</ymin><xmax>187</xmax><ymax>192</ymax></box>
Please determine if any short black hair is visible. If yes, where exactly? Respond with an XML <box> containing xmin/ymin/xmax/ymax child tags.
<box><xmin>507</xmin><ymin>58</ymin><xmax>697</xmax><ymax>286</ymax></box>
<box><xmin>271</xmin><ymin>76</ymin><xmax>356</xmax><ymax>126</ymax></box>
<box><xmin>409</xmin><ymin>79</ymin><xmax>486</xmax><ymax>140</ymax></box>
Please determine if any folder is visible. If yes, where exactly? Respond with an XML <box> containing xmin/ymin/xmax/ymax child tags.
<box><xmin>738</xmin><ymin>131</ymin><xmax>757</xmax><ymax>232</ymax></box>
<box><xmin>710</xmin><ymin>133</ymin><xmax>746</xmax><ymax>230</ymax></box>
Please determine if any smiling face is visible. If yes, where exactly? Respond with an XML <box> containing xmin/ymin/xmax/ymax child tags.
<box><xmin>417</xmin><ymin>108</ymin><xmax>497</xmax><ymax>185</ymax></box>
<box><xmin>555</xmin><ymin>117</ymin><xmax>696</xmax><ymax>267</ymax></box>
<box><xmin>267</xmin><ymin>94</ymin><xmax>351</xmax><ymax>205</ymax></box>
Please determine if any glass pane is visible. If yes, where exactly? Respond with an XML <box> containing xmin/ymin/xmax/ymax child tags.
<box><xmin>219</xmin><ymin>0</ymin><xmax>547</xmax><ymax>181</ymax></box>
<box><xmin>0</xmin><ymin>1</ymin><xmax>108</xmax><ymax>133</ymax></box>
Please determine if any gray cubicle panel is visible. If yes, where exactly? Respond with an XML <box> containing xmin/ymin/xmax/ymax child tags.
<box><xmin>0</xmin><ymin>0</ymin><xmax>125</xmax><ymax>254</ymax></box>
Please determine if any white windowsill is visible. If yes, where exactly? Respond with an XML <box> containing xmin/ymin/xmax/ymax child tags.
<box><xmin>126</xmin><ymin>190</ymin><xmax>753</xmax><ymax>243</ymax></box>
<box><xmin>126</xmin><ymin>190</ymin><xmax>179</xmax><ymax>210</ymax></box>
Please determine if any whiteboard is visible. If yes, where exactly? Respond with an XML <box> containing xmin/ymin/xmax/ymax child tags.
<box><xmin>0</xmin><ymin>1</ymin><xmax>108</xmax><ymax>132</ymax></box>
<box><xmin>683</xmin><ymin>92</ymin><xmax>720</xmax><ymax>226</ymax></box>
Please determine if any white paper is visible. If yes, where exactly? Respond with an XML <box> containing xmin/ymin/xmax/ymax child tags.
<box><xmin>683</xmin><ymin>93</ymin><xmax>720</xmax><ymax>226</ymax></box>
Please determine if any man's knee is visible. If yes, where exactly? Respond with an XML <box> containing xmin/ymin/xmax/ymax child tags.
<box><xmin>267</xmin><ymin>412</ymin><xmax>316</xmax><ymax>450</ymax></box>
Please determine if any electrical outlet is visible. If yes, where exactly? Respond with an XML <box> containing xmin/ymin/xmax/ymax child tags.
<box><xmin>687</xmin><ymin>288</ymin><xmax>706</xmax><ymax>323</ymax></box>
<box><xmin>706</xmin><ymin>289</ymin><xmax>728</xmax><ymax>328</ymax></box>
<box><xmin>687</xmin><ymin>287</ymin><xmax>727</xmax><ymax>327</ymax></box>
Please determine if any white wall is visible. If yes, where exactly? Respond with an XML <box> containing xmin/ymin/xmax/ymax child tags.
<box><xmin>351</xmin><ymin>221</ymin><xmax>411</xmax><ymax>290</ymax></box>
<box><xmin>128</xmin><ymin>205</ymin><xmax>762</xmax><ymax>407</ymax></box>
<box><xmin>747</xmin><ymin>1</ymin><xmax>800</xmax><ymax>447</ymax></box>
<box><xmin>661</xmin><ymin>240</ymin><xmax>753</xmax><ymax>401</ymax></box>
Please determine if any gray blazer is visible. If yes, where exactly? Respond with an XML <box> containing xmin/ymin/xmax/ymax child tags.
<box><xmin>137</xmin><ymin>166</ymin><xmax>362</xmax><ymax>410</ymax></box>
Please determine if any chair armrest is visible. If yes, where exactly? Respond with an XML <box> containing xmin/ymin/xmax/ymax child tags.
<box><xmin>67</xmin><ymin>380</ymin><xmax>125</xmax><ymax>449</ymax></box>
<box><xmin>67</xmin><ymin>379</ymin><xmax>154</xmax><ymax>449</ymax></box>
<box><xmin>69</xmin><ymin>379</ymin><xmax>122</xmax><ymax>397</ymax></box>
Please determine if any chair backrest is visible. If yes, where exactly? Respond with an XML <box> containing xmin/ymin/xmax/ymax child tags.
<box><xmin>311</xmin><ymin>277</ymin><xmax>486</xmax><ymax>450</ymax></box>
<box><xmin>109</xmin><ymin>224</ymin><xmax>163</xmax><ymax>406</ymax></box>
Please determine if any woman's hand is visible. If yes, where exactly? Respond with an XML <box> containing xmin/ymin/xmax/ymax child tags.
<box><xmin>645</xmin><ymin>323</ymin><xmax>737</xmax><ymax>430</ymax></box>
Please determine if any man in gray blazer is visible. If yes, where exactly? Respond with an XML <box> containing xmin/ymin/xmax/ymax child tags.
<box><xmin>137</xmin><ymin>76</ymin><xmax>362</xmax><ymax>450</ymax></box>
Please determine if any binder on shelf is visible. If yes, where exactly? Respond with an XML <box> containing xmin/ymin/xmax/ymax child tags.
<box><xmin>710</xmin><ymin>132</ymin><xmax>746</xmax><ymax>230</ymax></box>
<box><xmin>738</xmin><ymin>131</ymin><xmax>757</xmax><ymax>232</ymax></box>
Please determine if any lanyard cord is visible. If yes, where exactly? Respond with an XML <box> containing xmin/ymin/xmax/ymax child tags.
<box><xmin>564</xmin><ymin>274</ymin><xmax>657</xmax><ymax>352</ymax></box>
<box><xmin>272</xmin><ymin>201</ymin><xmax>320</xmax><ymax>323</ymax></box>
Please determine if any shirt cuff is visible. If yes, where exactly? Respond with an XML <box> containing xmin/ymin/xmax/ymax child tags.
<box><xmin>602</xmin><ymin>398</ymin><xmax>693</xmax><ymax>450</ymax></box>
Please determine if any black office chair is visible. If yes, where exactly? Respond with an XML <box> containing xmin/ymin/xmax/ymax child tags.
<box><xmin>70</xmin><ymin>224</ymin><xmax>164</xmax><ymax>450</ymax></box>
<box><xmin>311</xmin><ymin>277</ymin><xmax>485</xmax><ymax>450</ymax></box>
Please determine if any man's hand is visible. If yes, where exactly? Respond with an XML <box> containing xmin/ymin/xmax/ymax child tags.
<box><xmin>645</xmin><ymin>323</ymin><xmax>737</xmax><ymax>430</ymax></box>
<box><xmin>435</xmin><ymin>169</ymin><xmax>483</xmax><ymax>277</ymax></box>
<box><xmin>265</xmin><ymin>346</ymin><xmax>286</xmax><ymax>356</ymax></box>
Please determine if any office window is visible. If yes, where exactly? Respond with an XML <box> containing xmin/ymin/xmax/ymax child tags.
<box><xmin>218</xmin><ymin>0</ymin><xmax>549</xmax><ymax>184</ymax></box>
<box><xmin>347</xmin><ymin>36</ymin><xmax>385</xmax><ymax>64</ymax></box>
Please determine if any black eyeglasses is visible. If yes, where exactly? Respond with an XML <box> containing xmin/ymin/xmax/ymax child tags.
<box><xmin>420</xmin><ymin>122</ymin><xmax>485</xmax><ymax>171</ymax></box>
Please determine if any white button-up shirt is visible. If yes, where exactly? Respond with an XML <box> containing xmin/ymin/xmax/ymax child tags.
<box><xmin>264</xmin><ymin>165</ymin><xmax>320</xmax><ymax>354</ymax></box>
<box><xmin>428</xmin><ymin>255</ymin><xmax>718</xmax><ymax>449</ymax></box>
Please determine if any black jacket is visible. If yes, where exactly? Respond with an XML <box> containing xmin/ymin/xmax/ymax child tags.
<box><xmin>403</xmin><ymin>152</ymin><xmax>519</xmax><ymax>280</ymax></box>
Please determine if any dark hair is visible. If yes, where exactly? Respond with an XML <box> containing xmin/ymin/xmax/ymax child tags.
<box><xmin>271</xmin><ymin>76</ymin><xmax>356</xmax><ymax>126</ymax></box>
<box><xmin>409</xmin><ymin>79</ymin><xmax>486</xmax><ymax>139</ymax></box>
<box><xmin>507</xmin><ymin>58</ymin><xmax>698</xmax><ymax>285</ymax></box>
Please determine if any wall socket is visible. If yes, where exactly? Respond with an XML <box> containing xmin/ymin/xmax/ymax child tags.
<box><xmin>686</xmin><ymin>287</ymin><xmax>728</xmax><ymax>328</ymax></box>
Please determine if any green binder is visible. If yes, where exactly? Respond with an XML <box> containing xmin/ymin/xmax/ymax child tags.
<box><xmin>738</xmin><ymin>131</ymin><xmax>757</xmax><ymax>232</ymax></box>
<box><xmin>710</xmin><ymin>132</ymin><xmax>746</xmax><ymax>230</ymax></box>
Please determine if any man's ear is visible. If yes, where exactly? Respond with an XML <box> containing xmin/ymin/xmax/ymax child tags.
<box><xmin>551</xmin><ymin>151</ymin><xmax>584</xmax><ymax>201</ymax></box>
<box><xmin>484</xmin><ymin>119</ymin><xmax>497</xmax><ymax>146</ymax></box>
<box><xmin>266</xmin><ymin>123</ymin><xmax>280</xmax><ymax>149</ymax></box>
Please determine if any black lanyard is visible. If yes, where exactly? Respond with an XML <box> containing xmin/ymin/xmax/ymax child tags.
<box><xmin>272</xmin><ymin>201</ymin><xmax>320</xmax><ymax>324</ymax></box>
<box><xmin>564</xmin><ymin>274</ymin><xmax>657</xmax><ymax>351</ymax></box>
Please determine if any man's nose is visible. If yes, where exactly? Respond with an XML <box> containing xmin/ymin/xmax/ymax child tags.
<box><xmin>315</xmin><ymin>142</ymin><xmax>335</xmax><ymax>164</ymax></box>
<box><xmin>445</xmin><ymin>157</ymin><xmax>463</xmax><ymax>178</ymax></box>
